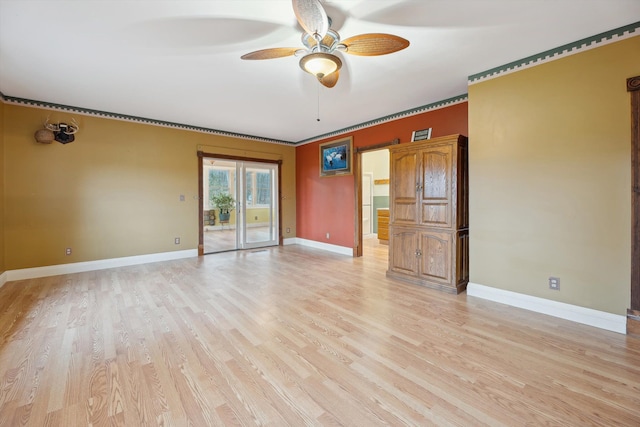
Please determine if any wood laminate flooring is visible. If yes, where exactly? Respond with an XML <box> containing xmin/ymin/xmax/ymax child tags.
<box><xmin>0</xmin><ymin>240</ymin><xmax>639</xmax><ymax>426</ymax></box>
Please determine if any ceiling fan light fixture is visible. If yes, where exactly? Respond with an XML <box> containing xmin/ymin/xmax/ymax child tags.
<box><xmin>299</xmin><ymin>52</ymin><xmax>342</xmax><ymax>78</ymax></box>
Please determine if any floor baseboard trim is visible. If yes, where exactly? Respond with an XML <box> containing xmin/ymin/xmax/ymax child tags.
<box><xmin>0</xmin><ymin>271</ymin><xmax>7</xmax><ymax>288</ymax></box>
<box><xmin>467</xmin><ymin>282</ymin><xmax>626</xmax><ymax>334</ymax></box>
<box><xmin>6</xmin><ymin>249</ymin><xmax>199</xmax><ymax>282</ymax></box>
<box><xmin>289</xmin><ymin>238</ymin><xmax>352</xmax><ymax>256</ymax></box>
<box><xmin>282</xmin><ymin>238</ymin><xmax>297</xmax><ymax>246</ymax></box>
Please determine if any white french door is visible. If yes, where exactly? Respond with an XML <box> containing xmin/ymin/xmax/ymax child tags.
<box><xmin>241</xmin><ymin>162</ymin><xmax>279</xmax><ymax>249</ymax></box>
<box><xmin>202</xmin><ymin>158</ymin><xmax>279</xmax><ymax>253</ymax></box>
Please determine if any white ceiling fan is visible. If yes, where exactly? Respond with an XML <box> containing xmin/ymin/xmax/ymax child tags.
<box><xmin>241</xmin><ymin>0</ymin><xmax>410</xmax><ymax>88</ymax></box>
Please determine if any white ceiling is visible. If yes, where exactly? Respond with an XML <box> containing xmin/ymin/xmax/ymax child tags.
<box><xmin>1</xmin><ymin>1</ymin><xmax>639</xmax><ymax>143</ymax></box>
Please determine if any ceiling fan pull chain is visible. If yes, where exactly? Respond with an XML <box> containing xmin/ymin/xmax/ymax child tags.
<box><xmin>317</xmin><ymin>83</ymin><xmax>321</xmax><ymax>122</ymax></box>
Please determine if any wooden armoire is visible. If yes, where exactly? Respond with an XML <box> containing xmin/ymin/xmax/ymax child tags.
<box><xmin>386</xmin><ymin>134</ymin><xmax>469</xmax><ymax>294</ymax></box>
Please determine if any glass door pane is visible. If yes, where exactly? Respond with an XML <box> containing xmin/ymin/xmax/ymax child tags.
<box><xmin>203</xmin><ymin>158</ymin><xmax>238</xmax><ymax>253</ymax></box>
<box><xmin>242</xmin><ymin>162</ymin><xmax>278</xmax><ymax>249</ymax></box>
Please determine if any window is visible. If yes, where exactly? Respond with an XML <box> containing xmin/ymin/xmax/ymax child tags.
<box><xmin>245</xmin><ymin>170</ymin><xmax>271</xmax><ymax>207</ymax></box>
<box><xmin>246</xmin><ymin>171</ymin><xmax>253</xmax><ymax>205</ymax></box>
<box><xmin>208</xmin><ymin>169</ymin><xmax>230</xmax><ymax>208</ymax></box>
<box><xmin>256</xmin><ymin>172</ymin><xmax>271</xmax><ymax>205</ymax></box>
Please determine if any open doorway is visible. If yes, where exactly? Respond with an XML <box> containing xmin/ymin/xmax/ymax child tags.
<box><xmin>199</xmin><ymin>154</ymin><xmax>280</xmax><ymax>255</ymax></box>
<box><xmin>357</xmin><ymin>148</ymin><xmax>391</xmax><ymax>258</ymax></box>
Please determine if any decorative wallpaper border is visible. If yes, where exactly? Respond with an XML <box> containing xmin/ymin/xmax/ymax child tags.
<box><xmin>0</xmin><ymin>93</ymin><xmax>296</xmax><ymax>146</ymax></box>
<box><xmin>1</xmin><ymin>91</ymin><xmax>468</xmax><ymax>147</ymax></box>
<box><xmin>296</xmin><ymin>94</ymin><xmax>469</xmax><ymax>145</ymax></box>
<box><xmin>469</xmin><ymin>21</ymin><xmax>640</xmax><ymax>85</ymax></box>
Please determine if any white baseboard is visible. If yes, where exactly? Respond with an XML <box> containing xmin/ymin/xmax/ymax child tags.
<box><xmin>466</xmin><ymin>282</ymin><xmax>626</xmax><ymax>334</ymax></box>
<box><xmin>283</xmin><ymin>238</ymin><xmax>297</xmax><ymax>246</ymax></box>
<box><xmin>5</xmin><ymin>249</ymin><xmax>198</xmax><ymax>282</ymax></box>
<box><xmin>0</xmin><ymin>271</ymin><xmax>7</xmax><ymax>288</ymax></box>
<box><xmin>287</xmin><ymin>238</ymin><xmax>352</xmax><ymax>256</ymax></box>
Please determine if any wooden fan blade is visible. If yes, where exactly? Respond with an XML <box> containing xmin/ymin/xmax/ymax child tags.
<box><xmin>241</xmin><ymin>47</ymin><xmax>299</xmax><ymax>60</ymax></box>
<box><xmin>341</xmin><ymin>33</ymin><xmax>409</xmax><ymax>56</ymax></box>
<box><xmin>292</xmin><ymin>0</ymin><xmax>329</xmax><ymax>39</ymax></box>
<box><xmin>318</xmin><ymin>71</ymin><xmax>339</xmax><ymax>88</ymax></box>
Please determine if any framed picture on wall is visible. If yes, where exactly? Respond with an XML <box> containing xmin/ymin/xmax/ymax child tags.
<box><xmin>411</xmin><ymin>127</ymin><xmax>432</xmax><ymax>142</ymax></box>
<box><xmin>319</xmin><ymin>137</ymin><xmax>353</xmax><ymax>177</ymax></box>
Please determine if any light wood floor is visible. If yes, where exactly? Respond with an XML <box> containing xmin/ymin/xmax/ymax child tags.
<box><xmin>1</xmin><ymin>240</ymin><xmax>639</xmax><ymax>426</ymax></box>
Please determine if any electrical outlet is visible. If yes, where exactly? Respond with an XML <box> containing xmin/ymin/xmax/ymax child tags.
<box><xmin>65</xmin><ymin>248</ymin><xmax>72</xmax><ymax>256</ymax></box>
<box><xmin>286</xmin><ymin>227</ymin><xmax>291</xmax><ymax>233</ymax></box>
<box><xmin>326</xmin><ymin>232</ymin><xmax>330</xmax><ymax>239</ymax></box>
<box><xmin>179</xmin><ymin>194</ymin><xmax>185</xmax><ymax>201</ymax></box>
<box><xmin>549</xmin><ymin>277</ymin><xmax>560</xmax><ymax>290</ymax></box>
<box><xmin>175</xmin><ymin>237</ymin><xmax>180</xmax><ymax>245</ymax></box>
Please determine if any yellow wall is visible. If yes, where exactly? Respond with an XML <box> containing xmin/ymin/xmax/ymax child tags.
<box><xmin>0</xmin><ymin>99</ymin><xmax>5</xmax><ymax>274</ymax></box>
<box><xmin>246</xmin><ymin>207</ymin><xmax>270</xmax><ymax>224</ymax></box>
<box><xmin>205</xmin><ymin>208</ymin><xmax>271</xmax><ymax>226</ymax></box>
<box><xmin>469</xmin><ymin>36</ymin><xmax>639</xmax><ymax>315</ymax></box>
<box><xmin>3</xmin><ymin>104</ymin><xmax>296</xmax><ymax>269</ymax></box>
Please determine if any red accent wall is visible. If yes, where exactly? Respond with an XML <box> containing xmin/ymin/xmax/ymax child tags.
<box><xmin>296</xmin><ymin>101</ymin><xmax>468</xmax><ymax>248</ymax></box>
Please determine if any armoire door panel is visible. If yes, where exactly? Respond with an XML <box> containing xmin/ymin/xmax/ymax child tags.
<box><xmin>422</xmin><ymin>148</ymin><xmax>451</xmax><ymax>199</ymax></box>
<box><xmin>422</xmin><ymin>203</ymin><xmax>449</xmax><ymax>225</ymax></box>
<box><xmin>392</xmin><ymin>152</ymin><xmax>419</xmax><ymax>199</ymax></box>
<box><xmin>391</xmin><ymin>151</ymin><xmax>419</xmax><ymax>223</ymax></box>
<box><xmin>419</xmin><ymin>231</ymin><xmax>452</xmax><ymax>283</ymax></box>
<box><xmin>389</xmin><ymin>228</ymin><xmax>419</xmax><ymax>276</ymax></box>
<box><xmin>394</xmin><ymin>201</ymin><xmax>418</xmax><ymax>223</ymax></box>
<box><xmin>421</xmin><ymin>146</ymin><xmax>453</xmax><ymax>228</ymax></box>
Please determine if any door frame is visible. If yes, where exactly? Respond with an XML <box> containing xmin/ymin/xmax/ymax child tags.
<box><xmin>197</xmin><ymin>151</ymin><xmax>283</xmax><ymax>256</ymax></box>
<box><xmin>362</xmin><ymin>172</ymin><xmax>374</xmax><ymax>236</ymax></box>
<box><xmin>628</xmin><ymin>75</ymin><xmax>640</xmax><ymax>334</ymax></box>
<box><xmin>353</xmin><ymin>139</ymin><xmax>399</xmax><ymax>257</ymax></box>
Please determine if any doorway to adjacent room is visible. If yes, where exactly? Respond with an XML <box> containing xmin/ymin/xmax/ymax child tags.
<box><xmin>355</xmin><ymin>141</ymin><xmax>396</xmax><ymax>258</ymax></box>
